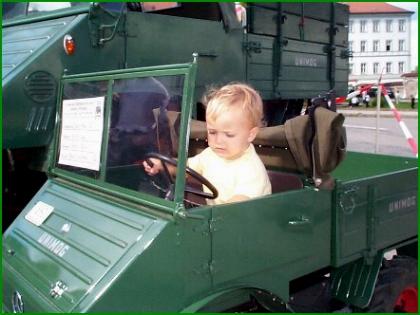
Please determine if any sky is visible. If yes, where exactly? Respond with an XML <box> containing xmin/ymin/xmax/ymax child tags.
<box><xmin>388</xmin><ymin>2</ymin><xmax>418</xmax><ymax>71</ymax></box>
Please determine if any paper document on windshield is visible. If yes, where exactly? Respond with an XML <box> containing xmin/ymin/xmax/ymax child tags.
<box><xmin>58</xmin><ymin>97</ymin><xmax>105</xmax><ymax>171</ymax></box>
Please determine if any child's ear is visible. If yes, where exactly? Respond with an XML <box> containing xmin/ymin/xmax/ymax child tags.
<box><xmin>248</xmin><ymin>126</ymin><xmax>259</xmax><ymax>142</ymax></box>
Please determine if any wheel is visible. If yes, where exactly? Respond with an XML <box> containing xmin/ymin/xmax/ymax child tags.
<box><xmin>362</xmin><ymin>256</ymin><xmax>417</xmax><ymax>313</ymax></box>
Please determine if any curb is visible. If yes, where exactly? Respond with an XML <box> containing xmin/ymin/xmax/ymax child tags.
<box><xmin>337</xmin><ymin>110</ymin><xmax>418</xmax><ymax>118</ymax></box>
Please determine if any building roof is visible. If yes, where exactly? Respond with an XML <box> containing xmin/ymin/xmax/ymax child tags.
<box><xmin>344</xmin><ymin>2</ymin><xmax>414</xmax><ymax>15</ymax></box>
<box><xmin>401</xmin><ymin>71</ymin><xmax>418</xmax><ymax>78</ymax></box>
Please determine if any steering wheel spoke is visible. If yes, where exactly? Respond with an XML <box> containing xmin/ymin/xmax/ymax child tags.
<box><xmin>144</xmin><ymin>152</ymin><xmax>218</xmax><ymax>205</ymax></box>
<box><xmin>185</xmin><ymin>185</ymin><xmax>214</xmax><ymax>199</ymax></box>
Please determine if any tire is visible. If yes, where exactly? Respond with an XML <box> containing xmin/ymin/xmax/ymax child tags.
<box><xmin>362</xmin><ymin>256</ymin><xmax>417</xmax><ymax>313</ymax></box>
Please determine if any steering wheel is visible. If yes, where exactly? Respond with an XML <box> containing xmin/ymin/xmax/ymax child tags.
<box><xmin>144</xmin><ymin>152</ymin><xmax>218</xmax><ymax>203</ymax></box>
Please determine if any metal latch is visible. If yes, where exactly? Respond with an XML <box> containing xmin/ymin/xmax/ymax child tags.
<box><xmin>338</xmin><ymin>186</ymin><xmax>359</xmax><ymax>215</ymax></box>
<box><xmin>243</xmin><ymin>41</ymin><xmax>262</xmax><ymax>54</ymax></box>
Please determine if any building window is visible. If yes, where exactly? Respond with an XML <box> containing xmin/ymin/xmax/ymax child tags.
<box><xmin>386</xmin><ymin>62</ymin><xmax>392</xmax><ymax>74</ymax></box>
<box><xmin>349</xmin><ymin>20</ymin><xmax>354</xmax><ymax>33</ymax></box>
<box><xmin>398</xmin><ymin>19</ymin><xmax>406</xmax><ymax>32</ymax></box>
<box><xmin>386</xmin><ymin>19</ymin><xmax>393</xmax><ymax>32</ymax></box>
<box><xmin>386</xmin><ymin>40</ymin><xmax>392</xmax><ymax>51</ymax></box>
<box><xmin>373</xmin><ymin>20</ymin><xmax>380</xmax><ymax>32</ymax></box>
<box><xmin>360</xmin><ymin>20</ymin><xmax>367</xmax><ymax>33</ymax></box>
<box><xmin>361</xmin><ymin>63</ymin><xmax>366</xmax><ymax>74</ymax></box>
<box><xmin>398</xmin><ymin>62</ymin><xmax>404</xmax><ymax>74</ymax></box>
<box><xmin>399</xmin><ymin>40</ymin><xmax>405</xmax><ymax>51</ymax></box>
<box><xmin>373</xmin><ymin>40</ymin><xmax>379</xmax><ymax>52</ymax></box>
<box><xmin>349</xmin><ymin>41</ymin><xmax>353</xmax><ymax>52</ymax></box>
<box><xmin>360</xmin><ymin>40</ymin><xmax>366</xmax><ymax>52</ymax></box>
<box><xmin>373</xmin><ymin>62</ymin><xmax>379</xmax><ymax>74</ymax></box>
<box><xmin>349</xmin><ymin>63</ymin><xmax>353</xmax><ymax>74</ymax></box>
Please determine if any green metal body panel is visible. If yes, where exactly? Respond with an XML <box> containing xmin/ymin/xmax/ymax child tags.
<box><xmin>2</xmin><ymin>3</ymin><xmax>418</xmax><ymax>312</ymax></box>
<box><xmin>329</xmin><ymin>152</ymin><xmax>417</xmax><ymax>308</ymax></box>
<box><xmin>246</xmin><ymin>34</ymin><xmax>348</xmax><ymax>99</ymax></box>
<box><xmin>209</xmin><ymin>188</ymin><xmax>331</xmax><ymax>298</ymax></box>
<box><xmin>3</xmin><ymin>180</ymin><xmax>168</xmax><ymax>312</ymax></box>
<box><xmin>332</xmin><ymin>152</ymin><xmax>417</xmax><ymax>266</ymax></box>
<box><xmin>247</xmin><ymin>2</ymin><xmax>349</xmax><ymax>99</ymax></box>
<box><xmin>125</xmin><ymin>12</ymin><xmax>245</xmax><ymax>104</ymax></box>
<box><xmin>332</xmin><ymin>167</ymin><xmax>417</xmax><ymax>267</ymax></box>
<box><xmin>3</xmin><ymin>8</ymin><xmax>125</xmax><ymax>149</ymax></box>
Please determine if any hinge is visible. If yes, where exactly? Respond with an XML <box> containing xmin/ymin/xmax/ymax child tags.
<box><xmin>193</xmin><ymin>261</ymin><xmax>214</xmax><ymax>277</ymax></box>
<box><xmin>243</xmin><ymin>41</ymin><xmax>262</xmax><ymax>54</ymax></box>
<box><xmin>364</xmin><ymin>185</ymin><xmax>377</xmax><ymax>264</ymax></box>
<box><xmin>192</xmin><ymin>215</ymin><xmax>220</xmax><ymax>235</ymax></box>
<box><xmin>208</xmin><ymin>259</ymin><xmax>216</xmax><ymax>275</ymax></box>
<box><xmin>88</xmin><ymin>3</ymin><xmax>125</xmax><ymax>47</ymax></box>
<box><xmin>209</xmin><ymin>216</ymin><xmax>222</xmax><ymax>233</ymax></box>
<box><xmin>323</xmin><ymin>45</ymin><xmax>337</xmax><ymax>54</ymax></box>
<box><xmin>341</xmin><ymin>48</ymin><xmax>353</xmax><ymax>59</ymax></box>
<box><xmin>327</xmin><ymin>26</ymin><xmax>339</xmax><ymax>35</ymax></box>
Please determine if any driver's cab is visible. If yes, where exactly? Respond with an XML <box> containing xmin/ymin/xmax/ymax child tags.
<box><xmin>52</xmin><ymin>61</ymin><xmax>308</xmax><ymax>214</ymax></box>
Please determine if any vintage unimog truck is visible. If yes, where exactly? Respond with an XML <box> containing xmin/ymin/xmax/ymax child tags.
<box><xmin>3</xmin><ymin>2</ymin><xmax>417</xmax><ymax>313</ymax></box>
<box><xmin>3</xmin><ymin>2</ymin><xmax>350</xmax><ymax>228</ymax></box>
<box><xmin>2</xmin><ymin>58</ymin><xmax>418</xmax><ymax>312</ymax></box>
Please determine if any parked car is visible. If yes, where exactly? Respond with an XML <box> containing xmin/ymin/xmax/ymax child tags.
<box><xmin>367</xmin><ymin>87</ymin><xmax>395</xmax><ymax>99</ymax></box>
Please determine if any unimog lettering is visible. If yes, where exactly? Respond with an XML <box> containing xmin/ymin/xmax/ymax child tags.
<box><xmin>294</xmin><ymin>57</ymin><xmax>318</xmax><ymax>67</ymax></box>
<box><xmin>388</xmin><ymin>196</ymin><xmax>417</xmax><ymax>213</ymax></box>
<box><xmin>37</xmin><ymin>232</ymin><xmax>69</xmax><ymax>258</ymax></box>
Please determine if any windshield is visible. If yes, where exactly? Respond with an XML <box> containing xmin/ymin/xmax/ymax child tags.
<box><xmin>56</xmin><ymin>73</ymin><xmax>186</xmax><ymax>204</ymax></box>
<box><xmin>2</xmin><ymin>2</ymin><xmax>88</xmax><ymax>20</ymax></box>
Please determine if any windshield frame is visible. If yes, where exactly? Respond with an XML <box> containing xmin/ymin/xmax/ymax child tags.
<box><xmin>50</xmin><ymin>62</ymin><xmax>197</xmax><ymax>214</ymax></box>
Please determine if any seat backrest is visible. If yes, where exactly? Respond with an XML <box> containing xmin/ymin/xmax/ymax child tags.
<box><xmin>267</xmin><ymin>170</ymin><xmax>303</xmax><ymax>194</ymax></box>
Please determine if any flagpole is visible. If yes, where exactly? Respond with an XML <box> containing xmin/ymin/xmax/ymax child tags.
<box><xmin>375</xmin><ymin>69</ymin><xmax>384</xmax><ymax>153</ymax></box>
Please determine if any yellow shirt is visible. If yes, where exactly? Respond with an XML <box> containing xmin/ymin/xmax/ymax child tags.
<box><xmin>188</xmin><ymin>144</ymin><xmax>271</xmax><ymax>205</ymax></box>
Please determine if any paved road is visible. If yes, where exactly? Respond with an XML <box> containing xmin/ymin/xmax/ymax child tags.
<box><xmin>343</xmin><ymin>115</ymin><xmax>418</xmax><ymax>157</ymax></box>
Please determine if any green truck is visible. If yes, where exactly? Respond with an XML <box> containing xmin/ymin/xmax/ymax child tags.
<box><xmin>2</xmin><ymin>58</ymin><xmax>418</xmax><ymax>313</ymax></box>
<box><xmin>2</xmin><ymin>2</ymin><xmax>417</xmax><ymax>313</ymax></box>
<box><xmin>3</xmin><ymin>2</ymin><xmax>349</xmax><ymax>228</ymax></box>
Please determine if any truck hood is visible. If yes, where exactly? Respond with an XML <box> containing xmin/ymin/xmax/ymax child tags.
<box><xmin>2</xmin><ymin>14</ymin><xmax>87</xmax><ymax>149</ymax></box>
<box><xmin>2</xmin><ymin>15</ymin><xmax>82</xmax><ymax>82</ymax></box>
<box><xmin>2</xmin><ymin>180</ymin><xmax>168</xmax><ymax>312</ymax></box>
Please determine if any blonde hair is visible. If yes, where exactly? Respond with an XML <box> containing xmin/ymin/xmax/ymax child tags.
<box><xmin>202</xmin><ymin>83</ymin><xmax>264</xmax><ymax>127</ymax></box>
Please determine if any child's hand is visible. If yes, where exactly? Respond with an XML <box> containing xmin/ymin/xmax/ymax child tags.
<box><xmin>143</xmin><ymin>158</ymin><xmax>162</xmax><ymax>176</ymax></box>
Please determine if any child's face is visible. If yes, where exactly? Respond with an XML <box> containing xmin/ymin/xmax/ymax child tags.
<box><xmin>206</xmin><ymin>106</ymin><xmax>258</xmax><ymax>160</ymax></box>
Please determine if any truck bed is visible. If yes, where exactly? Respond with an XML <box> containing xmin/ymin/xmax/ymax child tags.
<box><xmin>331</xmin><ymin>151</ymin><xmax>417</xmax><ymax>267</ymax></box>
<box><xmin>333</xmin><ymin>151</ymin><xmax>417</xmax><ymax>182</ymax></box>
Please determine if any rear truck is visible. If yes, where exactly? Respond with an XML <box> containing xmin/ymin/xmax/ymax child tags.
<box><xmin>2</xmin><ymin>59</ymin><xmax>417</xmax><ymax>312</ymax></box>
<box><xmin>2</xmin><ymin>2</ymin><xmax>350</xmax><ymax>229</ymax></box>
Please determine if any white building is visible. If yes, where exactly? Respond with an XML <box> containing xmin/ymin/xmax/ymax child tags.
<box><xmin>345</xmin><ymin>2</ymin><xmax>414</xmax><ymax>91</ymax></box>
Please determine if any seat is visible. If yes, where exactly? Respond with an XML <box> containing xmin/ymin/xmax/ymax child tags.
<box><xmin>267</xmin><ymin>170</ymin><xmax>303</xmax><ymax>194</ymax></box>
